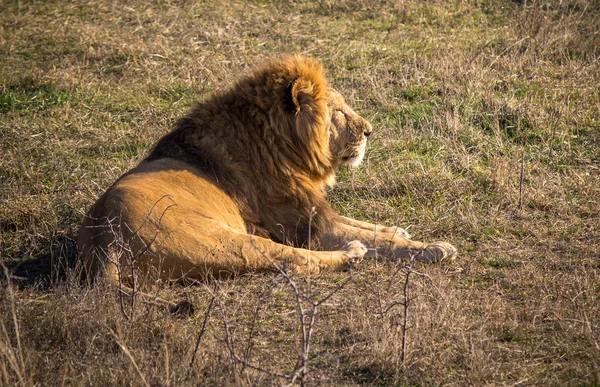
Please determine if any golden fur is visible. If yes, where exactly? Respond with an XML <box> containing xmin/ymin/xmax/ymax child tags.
<box><xmin>78</xmin><ymin>56</ymin><xmax>456</xmax><ymax>308</ymax></box>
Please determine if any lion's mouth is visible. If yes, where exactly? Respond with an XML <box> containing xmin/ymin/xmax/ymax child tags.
<box><xmin>342</xmin><ymin>152</ymin><xmax>365</xmax><ymax>167</ymax></box>
<box><xmin>342</xmin><ymin>155</ymin><xmax>361</xmax><ymax>165</ymax></box>
<box><xmin>340</xmin><ymin>141</ymin><xmax>367</xmax><ymax>167</ymax></box>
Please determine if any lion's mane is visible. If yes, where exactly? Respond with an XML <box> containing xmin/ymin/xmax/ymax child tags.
<box><xmin>146</xmin><ymin>56</ymin><xmax>337</xmax><ymax>246</ymax></box>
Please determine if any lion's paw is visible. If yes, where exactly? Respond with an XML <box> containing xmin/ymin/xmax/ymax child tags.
<box><xmin>343</xmin><ymin>240</ymin><xmax>368</xmax><ymax>260</ymax></box>
<box><xmin>420</xmin><ymin>241</ymin><xmax>457</xmax><ymax>263</ymax></box>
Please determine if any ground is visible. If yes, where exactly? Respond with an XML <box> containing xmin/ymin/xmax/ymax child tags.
<box><xmin>1</xmin><ymin>0</ymin><xmax>599</xmax><ymax>385</ymax></box>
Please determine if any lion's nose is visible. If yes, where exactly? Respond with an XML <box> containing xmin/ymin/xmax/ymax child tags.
<box><xmin>364</xmin><ymin>125</ymin><xmax>373</xmax><ymax>138</ymax></box>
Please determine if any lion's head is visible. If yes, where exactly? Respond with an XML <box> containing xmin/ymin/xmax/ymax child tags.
<box><xmin>251</xmin><ymin>56</ymin><xmax>373</xmax><ymax>180</ymax></box>
<box><xmin>326</xmin><ymin>88</ymin><xmax>373</xmax><ymax>168</ymax></box>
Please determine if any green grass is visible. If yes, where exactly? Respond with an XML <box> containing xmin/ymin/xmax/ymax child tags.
<box><xmin>1</xmin><ymin>0</ymin><xmax>600</xmax><ymax>385</ymax></box>
<box><xmin>0</xmin><ymin>77</ymin><xmax>71</xmax><ymax>112</ymax></box>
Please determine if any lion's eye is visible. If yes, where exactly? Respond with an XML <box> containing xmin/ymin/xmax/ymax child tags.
<box><xmin>337</xmin><ymin>110</ymin><xmax>346</xmax><ymax>118</ymax></box>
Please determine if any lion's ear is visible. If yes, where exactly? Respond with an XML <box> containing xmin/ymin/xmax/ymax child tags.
<box><xmin>285</xmin><ymin>78</ymin><xmax>316</xmax><ymax>114</ymax></box>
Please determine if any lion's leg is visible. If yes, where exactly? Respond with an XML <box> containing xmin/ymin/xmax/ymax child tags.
<box><xmin>166</xmin><ymin>227</ymin><xmax>368</xmax><ymax>276</ymax></box>
<box><xmin>321</xmin><ymin>222</ymin><xmax>456</xmax><ymax>263</ymax></box>
<box><xmin>338</xmin><ymin>215</ymin><xmax>411</xmax><ymax>239</ymax></box>
<box><xmin>235</xmin><ymin>233</ymin><xmax>368</xmax><ymax>274</ymax></box>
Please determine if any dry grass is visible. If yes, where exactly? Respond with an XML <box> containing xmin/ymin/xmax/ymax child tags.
<box><xmin>1</xmin><ymin>0</ymin><xmax>599</xmax><ymax>385</ymax></box>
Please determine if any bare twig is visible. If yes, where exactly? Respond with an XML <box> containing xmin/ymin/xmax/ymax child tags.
<box><xmin>243</xmin><ymin>286</ymin><xmax>271</xmax><ymax>370</ymax></box>
<box><xmin>398</xmin><ymin>252</ymin><xmax>421</xmax><ymax>369</ymax></box>
<box><xmin>256</xmin><ymin>249</ymin><xmax>359</xmax><ymax>383</ymax></box>
<box><xmin>400</xmin><ymin>264</ymin><xmax>411</xmax><ymax>368</ymax></box>
<box><xmin>189</xmin><ymin>282</ymin><xmax>217</xmax><ymax>369</ymax></box>
<box><xmin>247</xmin><ymin>215</ymin><xmax>359</xmax><ymax>386</ymax></box>
<box><xmin>210</xmin><ymin>284</ymin><xmax>287</xmax><ymax>379</ymax></box>
<box><xmin>518</xmin><ymin>148</ymin><xmax>525</xmax><ymax>212</ymax></box>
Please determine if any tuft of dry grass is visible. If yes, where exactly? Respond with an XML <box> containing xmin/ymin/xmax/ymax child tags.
<box><xmin>1</xmin><ymin>0</ymin><xmax>599</xmax><ymax>384</ymax></box>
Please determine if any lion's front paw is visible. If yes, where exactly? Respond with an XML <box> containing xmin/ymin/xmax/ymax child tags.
<box><xmin>419</xmin><ymin>241</ymin><xmax>457</xmax><ymax>263</ymax></box>
<box><xmin>343</xmin><ymin>240</ymin><xmax>368</xmax><ymax>261</ymax></box>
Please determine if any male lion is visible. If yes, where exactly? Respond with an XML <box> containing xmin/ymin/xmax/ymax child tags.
<box><xmin>78</xmin><ymin>55</ymin><xmax>456</xmax><ymax>309</ymax></box>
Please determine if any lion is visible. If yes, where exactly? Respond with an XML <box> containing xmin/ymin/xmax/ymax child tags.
<box><xmin>77</xmin><ymin>55</ymin><xmax>456</xmax><ymax>312</ymax></box>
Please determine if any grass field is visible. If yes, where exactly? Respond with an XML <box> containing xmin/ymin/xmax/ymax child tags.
<box><xmin>1</xmin><ymin>0</ymin><xmax>599</xmax><ymax>385</ymax></box>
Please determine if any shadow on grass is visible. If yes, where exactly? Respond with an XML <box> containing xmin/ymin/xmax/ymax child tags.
<box><xmin>2</xmin><ymin>235</ymin><xmax>79</xmax><ymax>290</ymax></box>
